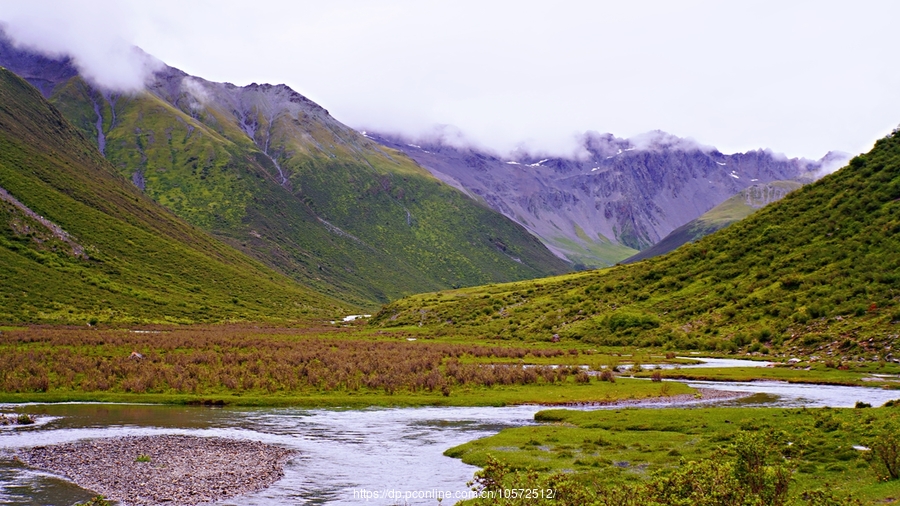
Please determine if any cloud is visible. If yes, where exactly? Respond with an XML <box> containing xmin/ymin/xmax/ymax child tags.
<box><xmin>0</xmin><ymin>1</ymin><xmax>897</xmax><ymax>160</ymax></box>
<box><xmin>0</xmin><ymin>2</ymin><xmax>162</xmax><ymax>92</ymax></box>
<box><xmin>181</xmin><ymin>77</ymin><xmax>210</xmax><ymax>110</ymax></box>
<box><xmin>627</xmin><ymin>130</ymin><xmax>716</xmax><ymax>153</ymax></box>
<box><xmin>814</xmin><ymin>151</ymin><xmax>852</xmax><ymax>178</ymax></box>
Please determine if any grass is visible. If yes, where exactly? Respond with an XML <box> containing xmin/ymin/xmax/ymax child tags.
<box><xmin>0</xmin><ymin>379</ymin><xmax>694</xmax><ymax>408</ymax></box>
<box><xmin>547</xmin><ymin>228</ymin><xmax>638</xmax><ymax>269</ymax></box>
<box><xmin>624</xmin><ymin>181</ymin><xmax>805</xmax><ymax>264</ymax></box>
<box><xmin>447</xmin><ymin>406</ymin><xmax>900</xmax><ymax>504</ymax></box>
<box><xmin>373</xmin><ymin>131</ymin><xmax>900</xmax><ymax>358</ymax></box>
<box><xmin>43</xmin><ymin>72</ymin><xmax>570</xmax><ymax>310</ymax></box>
<box><xmin>0</xmin><ymin>68</ymin><xmax>350</xmax><ymax>324</ymax></box>
<box><xmin>0</xmin><ymin>326</ymin><xmax>695</xmax><ymax>407</ymax></box>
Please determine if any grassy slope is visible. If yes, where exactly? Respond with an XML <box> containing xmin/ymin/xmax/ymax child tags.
<box><xmin>48</xmin><ymin>77</ymin><xmax>569</xmax><ymax>308</ymax></box>
<box><xmin>551</xmin><ymin>226</ymin><xmax>638</xmax><ymax>269</ymax></box>
<box><xmin>0</xmin><ymin>68</ymin><xmax>348</xmax><ymax>324</ymax></box>
<box><xmin>624</xmin><ymin>181</ymin><xmax>803</xmax><ymax>264</ymax></box>
<box><xmin>373</xmin><ymin>133</ymin><xmax>900</xmax><ymax>356</ymax></box>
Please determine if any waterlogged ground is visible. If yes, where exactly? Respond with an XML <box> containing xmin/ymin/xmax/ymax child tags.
<box><xmin>3</xmin><ymin>371</ymin><xmax>900</xmax><ymax>505</ymax></box>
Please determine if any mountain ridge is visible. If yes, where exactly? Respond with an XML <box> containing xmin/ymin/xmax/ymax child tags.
<box><xmin>0</xmin><ymin>34</ymin><xmax>570</xmax><ymax>307</ymax></box>
<box><xmin>622</xmin><ymin>180</ymin><xmax>803</xmax><ymax>264</ymax></box>
<box><xmin>370</xmin><ymin>130</ymin><xmax>846</xmax><ymax>268</ymax></box>
<box><xmin>0</xmin><ymin>66</ymin><xmax>348</xmax><ymax>324</ymax></box>
<box><xmin>373</xmin><ymin>130</ymin><xmax>899</xmax><ymax>356</ymax></box>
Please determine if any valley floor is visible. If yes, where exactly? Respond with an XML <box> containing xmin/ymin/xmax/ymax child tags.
<box><xmin>3</xmin><ymin>323</ymin><xmax>900</xmax><ymax>505</ymax></box>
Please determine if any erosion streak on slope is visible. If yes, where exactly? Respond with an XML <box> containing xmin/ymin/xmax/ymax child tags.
<box><xmin>90</xmin><ymin>94</ymin><xmax>105</xmax><ymax>155</ymax></box>
<box><xmin>0</xmin><ymin>184</ymin><xmax>86</xmax><ymax>258</ymax></box>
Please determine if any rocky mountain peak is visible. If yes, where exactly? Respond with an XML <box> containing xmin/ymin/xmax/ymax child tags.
<box><xmin>370</xmin><ymin>131</ymin><xmax>842</xmax><ymax>267</ymax></box>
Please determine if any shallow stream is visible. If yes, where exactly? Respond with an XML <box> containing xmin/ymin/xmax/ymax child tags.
<box><xmin>2</xmin><ymin>358</ymin><xmax>899</xmax><ymax>505</ymax></box>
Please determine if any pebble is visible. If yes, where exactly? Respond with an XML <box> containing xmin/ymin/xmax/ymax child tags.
<box><xmin>16</xmin><ymin>435</ymin><xmax>295</xmax><ymax>506</ymax></box>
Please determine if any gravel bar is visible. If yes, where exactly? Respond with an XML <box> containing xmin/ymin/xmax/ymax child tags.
<box><xmin>16</xmin><ymin>435</ymin><xmax>295</xmax><ymax>505</ymax></box>
<box><xmin>550</xmin><ymin>387</ymin><xmax>751</xmax><ymax>407</ymax></box>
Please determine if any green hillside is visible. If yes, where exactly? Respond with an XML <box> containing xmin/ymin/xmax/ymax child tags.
<box><xmin>374</xmin><ymin>132</ymin><xmax>900</xmax><ymax>356</ymax></box>
<box><xmin>41</xmin><ymin>73</ymin><xmax>568</xmax><ymax>308</ymax></box>
<box><xmin>623</xmin><ymin>181</ymin><xmax>803</xmax><ymax>263</ymax></box>
<box><xmin>0</xmin><ymin>68</ymin><xmax>348</xmax><ymax>324</ymax></box>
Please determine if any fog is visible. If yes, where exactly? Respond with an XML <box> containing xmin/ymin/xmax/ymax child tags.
<box><xmin>2</xmin><ymin>0</ymin><xmax>899</xmax><ymax>159</ymax></box>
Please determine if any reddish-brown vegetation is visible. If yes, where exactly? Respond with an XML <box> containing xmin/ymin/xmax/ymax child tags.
<box><xmin>0</xmin><ymin>326</ymin><xmax>578</xmax><ymax>396</ymax></box>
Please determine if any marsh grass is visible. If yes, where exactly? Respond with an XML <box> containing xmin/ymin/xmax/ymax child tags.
<box><xmin>0</xmin><ymin>326</ymin><xmax>693</xmax><ymax>406</ymax></box>
<box><xmin>449</xmin><ymin>406</ymin><xmax>900</xmax><ymax>504</ymax></box>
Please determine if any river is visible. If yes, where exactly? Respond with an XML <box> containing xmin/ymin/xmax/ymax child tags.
<box><xmin>2</xmin><ymin>358</ymin><xmax>899</xmax><ymax>505</ymax></box>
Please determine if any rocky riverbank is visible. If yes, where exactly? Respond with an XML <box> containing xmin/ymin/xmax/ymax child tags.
<box><xmin>16</xmin><ymin>435</ymin><xmax>295</xmax><ymax>505</ymax></box>
<box><xmin>0</xmin><ymin>413</ymin><xmax>35</xmax><ymax>425</ymax></box>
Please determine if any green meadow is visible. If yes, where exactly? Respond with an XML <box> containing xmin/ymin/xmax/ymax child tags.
<box><xmin>449</xmin><ymin>406</ymin><xmax>900</xmax><ymax>505</ymax></box>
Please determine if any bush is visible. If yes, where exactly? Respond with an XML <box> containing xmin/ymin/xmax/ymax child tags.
<box><xmin>574</xmin><ymin>370</ymin><xmax>591</xmax><ymax>384</ymax></box>
<box><xmin>731</xmin><ymin>432</ymin><xmax>792</xmax><ymax>505</ymax></box>
<box><xmin>465</xmin><ymin>430</ymin><xmax>794</xmax><ymax>506</ymax></box>
<box><xmin>605</xmin><ymin>312</ymin><xmax>660</xmax><ymax>333</ymax></box>
<box><xmin>870</xmin><ymin>427</ymin><xmax>900</xmax><ymax>480</ymax></box>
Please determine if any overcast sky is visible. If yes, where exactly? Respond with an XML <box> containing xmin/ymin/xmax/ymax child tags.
<box><xmin>2</xmin><ymin>0</ymin><xmax>899</xmax><ymax>159</ymax></box>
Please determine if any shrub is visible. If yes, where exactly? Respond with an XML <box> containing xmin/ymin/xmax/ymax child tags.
<box><xmin>731</xmin><ymin>432</ymin><xmax>792</xmax><ymax>505</ymax></box>
<box><xmin>574</xmin><ymin>370</ymin><xmax>591</xmax><ymax>384</ymax></box>
<box><xmin>870</xmin><ymin>427</ymin><xmax>900</xmax><ymax>480</ymax></box>
<box><xmin>605</xmin><ymin>312</ymin><xmax>660</xmax><ymax>333</ymax></box>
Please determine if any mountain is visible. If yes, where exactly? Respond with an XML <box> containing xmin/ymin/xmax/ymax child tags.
<box><xmin>621</xmin><ymin>180</ymin><xmax>803</xmax><ymax>263</ymax></box>
<box><xmin>0</xmin><ymin>35</ymin><xmax>569</xmax><ymax>308</ymax></box>
<box><xmin>0</xmin><ymin>67</ymin><xmax>348</xmax><ymax>324</ymax></box>
<box><xmin>369</xmin><ymin>131</ymin><xmax>843</xmax><ymax>268</ymax></box>
<box><xmin>373</xmin><ymin>130</ymin><xmax>900</xmax><ymax>356</ymax></box>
